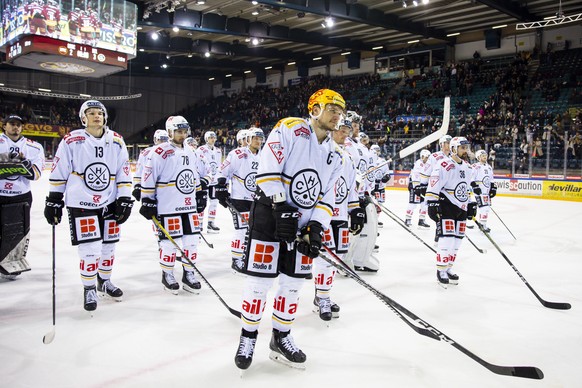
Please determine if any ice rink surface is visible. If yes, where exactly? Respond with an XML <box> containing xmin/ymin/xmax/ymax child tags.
<box><xmin>1</xmin><ymin>174</ymin><xmax>581</xmax><ymax>388</ymax></box>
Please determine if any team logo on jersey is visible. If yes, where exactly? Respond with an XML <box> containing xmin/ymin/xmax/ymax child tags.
<box><xmin>290</xmin><ymin>169</ymin><xmax>321</xmax><ymax>209</ymax></box>
<box><xmin>482</xmin><ymin>175</ymin><xmax>491</xmax><ymax>188</ymax></box>
<box><xmin>244</xmin><ymin>172</ymin><xmax>257</xmax><ymax>192</ymax></box>
<box><xmin>335</xmin><ymin>176</ymin><xmax>348</xmax><ymax>204</ymax></box>
<box><xmin>268</xmin><ymin>142</ymin><xmax>284</xmax><ymax>164</ymax></box>
<box><xmin>454</xmin><ymin>182</ymin><xmax>469</xmax><ymax>202</ymax></box>
<box><xmin>357</xmin><ymin>159</ymin><xmax>367</xmax><ymax>174</ymax></box>
<box><xmin>4</xmin><ymin>182</ymin><xmax>13</xmax><ymax>189</ymax></box>
<box><xmin>176</xmin><ymin>169</ymin><xmax>195</xmax><ymax>194</ymax></box>
<box><xmin>84</xmin><ymin>162</ymin><xmax>111</xmax><ymax>191</ymax></box>
<box><xmin>209</xmin><ymin>161</ymin><xmax>218</xmax><ymax>176</ymax></box>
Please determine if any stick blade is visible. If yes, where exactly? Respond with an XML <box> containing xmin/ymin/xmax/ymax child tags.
<box><xmin>542</xmin><ymin>301</ymin><xmax>571</xmax><ymax>310</ymax></box>
<box><xmin>488</xmin><ymin>364</ymin><xmax>544</xmax><ymax>380</ymax></box>
<box><xmin>42</xmin><ymin>329</ymin><xmax>55</xmax><ymax>345</ymax></box>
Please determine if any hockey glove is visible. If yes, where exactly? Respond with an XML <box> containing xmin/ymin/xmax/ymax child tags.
<box><xmin>470</xmin><ymin>181</ymin><xmax>482</xmax><ymax>196</ymax></box>
<box><xmin>273</xmin><ymin>203</ymin><xmax>299</xmax><ymax>243</ymax></box>
<box><xmin>20</xmin><ymin>159</ymin><xmax>35</xmax><ymax>179</ymax></box>
<box><xmin>139</xmin><ymin>197</ymin><xmax>157</xmax><ymax>220</ymax></box>
<box><xmin>115</xmin><ymin>197</ymin><xmax>134</xmax><ymax>225</ymax></box>
<box><xmin>297</xmin><ymin>221</ymin><xmax>324</xmax><ymax>259</ymax></box>
<box><xmin>349</xmin><ymin>207</ymin><xmax>366</xmax><ymax>235</ymax></box>
<box><xmin>44</xmin><ymin>192</ymin><xmax>64</xmax><ymax>225</ymax></box>
<box><xmin>196</xmin><ymin>189</ymin><xmax>208</xmax><ymax>214</ymax></box>
<box><xmin>381</xmin><ymin>173</ymin><xmax>391</xmax><ymax>183</ymax></box>
<box><xmin>131</xmin><ymin>184</ymin><xmax>142</xmax><ymax>201</ymax></box>
<box><xmin>199</xmin><ymin>177</ymin><xmax>209</xmax><ymax>191</ymax></box>
<box><xmin>215</xmin><ymin>177</ymin><xmax>230</xmax><ymax>208</ymax></box>
<box><xmin>489</xmin><ymin>182</ymin><xmax>497</xmax><ymax>198</ymax></box>
<box><xmin>427</xmin><ymin>201</ymin><xmax>441</xmax><ymax>223</ymax></box>
<box><xmin>414</xmin><ymin>184</ymin><xmax>428</xmax><ymax>198</ymax></box>
<box><xmin>467</xmin><ymin>202</ymin><xmax>478</xmax><ymax>219</ymax></box>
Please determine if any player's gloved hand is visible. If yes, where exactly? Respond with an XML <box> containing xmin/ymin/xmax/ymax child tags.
<box><xmin>44</xmin><ymin>192</ymin><xmax>64</xmax><ymax>225</ymax></box>
<box><xmin>297</xmin><ymin>221</ymin><xmax>324</xmax><ymax>258</ymax></box>
<box><xmin>408</xmin><ymin>181</ymin><xmax>413</xmax><ymax>191</ymax></box>
<box><xmin>272</xmin><ymin>203</ymin><xmax>299</xmax><ymax>243</ymax></box>
<box><xmin>489</xmin><ymin>182</ymin><xmax>497</xmax><ymax>198</ymax></box>
<box><xmin>20</xmin><ymin>159</ymin><xmax>34</xmax><ymax>178</ymax></box>
<box><xmin>414</xmin><ymin>184</ymin><xmax>428</xmax><ymax>198</ymax></box>
<box><xmin>471</xmin><ymin>182</ymin><xmax>482</xmax><ymax>195</ymax></box>
<box><xmin>427</xmin><ymin>201</ymin><xmax>441</xmax><ymax>222</ymax></box>
<box><xmin>199</xmin><ymin>177</ymin><xmax>209</xmax><ymax>191</ymax></box>
<box><xmin>467</xmin><ymin>202</ymin><xmax>477</xmax><ymax>219</ymax></box>
<box><xmin>131</xmin><ymin>184</ymin><xmax>142</xmax><ymax>201</ymax></box>
<box><xmin>215</xmin><ymin>177</ymin><xmax>230</xmax><ymax>208</ymax></box>
<box><xmin>139</xmin><ymin>197</ymin><xmax>157</xmax><ymax>220</ymax></box>
<box><xmin>381</xmin><ymin>173</ymin><xmax>391</xmax><ymax>183</ymax></box>
<box><xmin>115</xmin><ymin>197</ymin><xmax>134</xmax><ymax>225</ymax></box>
<box><xmin>349</xmin><ymin>207</ymin><xmax>366</xmax><ymax>235</ymax></box>
<box><xmin>196</xmin><ymin>189</ymin><xmax>208</xmax><ymax>214</ymax></box>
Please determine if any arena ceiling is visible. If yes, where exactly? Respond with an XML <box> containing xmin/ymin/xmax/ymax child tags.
<box><xmin>132</xmin><ymin>0</ymin><xmax>582</xmax><ymax>78</ymax></box>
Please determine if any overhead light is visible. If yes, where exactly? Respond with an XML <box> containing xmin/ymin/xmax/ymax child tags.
<box><xmin>79</xmin><ymin>93</ymin><xmax>91</xmax><ymax>97</ymax></box>
<box><xmin>0</xmin><ymin>83</ymin><xmax>4</xmax><ymax>86</ymax></box>
<box><xmin>161</xmin><ymin>64</ymin><xmax>168</xmax><ymax>69</ymax></box>
<box><xmin>172</xmin><ymin>26</ymin><xmax>179</xmax><ymax>33</ymax></box>
<box><xmin>136</xmin><ymin>26</ymin><xmax>142</xmax><ymax>30</ymax></box>
<box><xmin>38</xmin><ymin>88</ymin><xmax>51</xmax><ymax>92</ymax></box>
<box><xmin>543</xmin><ymin>16</ymin><xmax>557</xmax><ymax>20</ymax></box>
<box><xmin>204</xmin><ymin>52</ymin><xmax>211</xmax><ymax>57</ymax></box>
<box><xmin>492</xmin><ymin>24</ymin><xmax>507</xmax><ymax>29</ymax></box>
<box><xmin>196</xmin><ymin>0</ymin><xmax>205</xmax><ymax>4</ymax></box>
<box><xmin>251</xmin><ymin>37</ymin><xmax>259</xmax><ymax>45</ymax></box>
<box><xmin>402</xmin><ymin>1</ymin><xmax>407</xmax><ymax>8</ymax></box>
<box><xmin>341</xmin><ymin>51</ymin><xmax>351</xmax><ymax>56</ymax></box>
<box><xmin>287</xmin><ymin>62</ymin><xmax>296</xmax><ymax>66</ymax></box>
<box><xmin>139</xmin><ymin>48</ymin><xmax>145</xmax><ymax>52</ymax></box>
<box><xmin>412</xmin><ymin>0</ymin><xmax>418</xmax><ymax>6</ymax></box>
<box><xmin>150</xmin><ymin>31</ymin><xmax>159</xmax><ymax>40</ymax></box>
<box><xmin>407</xmin><ymin>39</ymin><xmax>420</xmax><ymax>44</ymax></box>
<box><xmin>187</xmin><ymin>53</ymin><xmax>193</xmax><ymax>58</ymax></box>
<box><xmin>372</xmin><ymin>46</ymin><xmax>383</xmax><ymax>50</ymax></box>
<box><xmin>145</xmin><ymin>66</ymin><xmax>150</xmax><ymax>70</ymax></box>
<box><xmin>244</xmin><ymin>70</ymin><xmax>251</xmax><ymax>74</ymax></box>
<box><xmin>422</xmin><ymin>0</ymin><xmax>429</xmax><ymax>3</ymax></box>
<box><xmin>313</xmin><ymin>57</ymin><xmax>322</xmax><ymax>61</ymax></box>
<box><xmin>447</xmin><ymin>32</ymin><xmax>460</xmax><ymax>37</ymax></box>
<box><xmin>325</xmin><ymin>17</ymin><xmax>334</xmax><ymax>28</ymax></box>
<box><xmin>166</xmin><ymin>54</ymin><xmax>171</xmax><ymax>59</ymax></box>
<box><xmin>226</xmin><ymin>74</ymin><xmax>232</xmax><ymax>77</ymax></box>
<box><xmin>252</xmin><ymin>10</ymin><xmax>259</xmax><ymax>15</ymax></box>
<box><xmin>265</xmin><ymin>66</ymin><xmax>272</xmax><ymax>69</ymax></box>
<box><xmin>208</xmin><ymin>77</ymin><xmax>215</xmax><ymax>80</ymax></box>
<box><xmin>252</xmin><ymin>1</ymin><xmax>258</xmax><ymax>4</ymax></box>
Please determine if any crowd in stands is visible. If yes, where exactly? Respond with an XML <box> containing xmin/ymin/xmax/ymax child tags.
<box><xmin>2</xmin><ymin>47</ymin><xmax>581</xmax><ymax>172</ymax></box>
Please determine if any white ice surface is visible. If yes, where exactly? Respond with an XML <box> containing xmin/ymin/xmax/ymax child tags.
<box><xmin>1</xmin><ymin>173</ymin><xmax>581</xmax><ymax>388</ymax></box>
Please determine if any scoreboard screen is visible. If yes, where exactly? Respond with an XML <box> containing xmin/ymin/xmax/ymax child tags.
<box><xmin>0</xmin><ymin>0</ymin><xmax>137</xmax><ymax>57</ymax></box>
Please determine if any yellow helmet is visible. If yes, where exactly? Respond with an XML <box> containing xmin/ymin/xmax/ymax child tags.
<box><xmin>308</xmin><ymin>89</ymin><xmax>346</xmax><ymax>115</ymax></box>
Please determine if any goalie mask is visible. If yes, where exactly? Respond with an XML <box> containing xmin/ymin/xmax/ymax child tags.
<box><xmin>165</xmin><ymin>116</ymin><xmax>191</xmax><ymax>138</ymax></box>
<box><xmin>79</xmin><ymin>100</ymin><xmax>107</xmax><ymax>127</ymax></box>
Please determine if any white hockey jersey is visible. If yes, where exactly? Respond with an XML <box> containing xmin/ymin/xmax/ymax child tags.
<box><xmin>0</xmin><ymin>134</ymin><xmax>44</xmax><ymax>196</ymax></box>
<box><xmin>371</xmin><ymin>154</ymin><xmax>392</xmax><ymax>184</ymax></box>
<box><xmin>422</xmin><ymin>150</ymin><xmax>448</xmax><ymax>185</ymax></box>
<box><xmin>344</xmin><ymin>137</ymin><xmax>374</xmax><ymax>195</ymax></box>
<box><xmin>426</xmin><ymin>157</ymin><xmax>474</xmax><ymax>211</ymax></box>
<box><xmin>332</xmin><ymin>147</ymin><xmax>359</xmax><ymax>222</ymax></box>
<box><xmin>133</xmin><ymin>145</ymin><xmax>154</xmax><ymax>187</ymax></box>
<box><xmin>49</xmin><ymin>128</ymin><xmax>131</xmax><ymax>208</ymax></box>
<box><xmin>219</xmin><ymin>146</ymin><xmax>260</xmax><ymax>201</ymax></box>
<box><xmin>195</xmin><ymin>145</ymin><xmax>221</xmax><ymax>186</ymax></box>
<box><xmin>141</xmin><ymin>141</ymin><xmax>202</xmax><ymax>215</ymax></box>
<box><xmin>409</xmin><ymin>159</ymin><xmax>431</xmax><ymax>187</ymax></box>
<box><xmin>471</xmin><ymin>162</ymin><xmax>494</xmax><ymax>195</ymax></box>
<box><xmin>257</xmin><ymin>117</ymin><xmax>343</xmax><ymax>229</ymax></box>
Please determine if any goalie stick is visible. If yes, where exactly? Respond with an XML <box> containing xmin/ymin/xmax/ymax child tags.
<box><xmin>320</xmin><ymin>246</ymin><xmax>544</xmax><ymax>380</ymax></box>
<box><xmin>474</xmin><ymin>218</ymin><xmax>570</xmax><ymax>310</ymax></box>
<box><xmin>152</xmin><ymin>217</ymin><xmax>241</xmax><ymax>318</ymax></box>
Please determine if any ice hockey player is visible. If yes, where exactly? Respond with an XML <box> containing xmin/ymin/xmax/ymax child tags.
<box><xmin>234</xmin><ymin>89</ymin><xmax>344</xmax><ymax>371</ymax></box>
<box><xmin>132</xmin><ymin>129</ymin><xmax>169</xmax><ymax>201</ymax></box>
<box><xmin>425</xmin><ymin>136</ymin><xmax>477</xmax><ymax>288</ymax></box>
<box><xmin>0</xmin><ymin>114</ymin><xmax>45</xmax><ymax>280</ymax></box>
<box><xmin>185</xmin><ymin>136</ymin><xmax>198</xmax><ymax>151</ymax></box>
<box><xmin>236</xmin><ymin>129</ymin><xmax>249</xmax><ymax>148</ymax></box>
<box><xmin>218</xmin><ymin>127</ymin><xmax>264</xmax><ymax>272</ymax></box>
<box><xmin>44</xmin><ymin>100</ymin><xmax>133</xmax><ymax>311</ymax></box>
<box><xmin>369</xmin><ymin>144</ymin><xmax>392</xmax><ymax>204</ymax></box>
<box><xmin>425</xmin><ymin>135</ymin><xmax>451</xmax><ymax>240</ymax></box>
<box><xmin>139</xmin><ymin>116</ymin><xmax>205</xmax><ymax>295</ymax></box>
<box><xmin>313</xmin><ymin>116</ymin><xmax>363</xmax><ymax>321</ymax></box>
<box><xmin>195</xmin><ymin>131</ymin><xmax>222</xmax><ymax>233</ymax></box>
<box><xmin>471</xmin><ymin>149</ymin><xmax>497</xmax><ymax>232</ymax></box>
<box><xmin>405</xmin><ymin>149</ymin><xmax>431</xmax><ymax>228</ymax></box>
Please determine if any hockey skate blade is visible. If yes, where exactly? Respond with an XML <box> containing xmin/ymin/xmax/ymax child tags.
<box><xmin>163</xmin><ymin>286</ymin><xmax>179</xmax><ymax>295</ymax></box>
<box><xmin>42</xmin><ymin>328</ymin><xmax>55</xmax><ymax>344</ymax></box>
<box><xmin>269</xmin><ymin>351</ymin><xmax>306</xmax><ymax>370</ymax></box>
<box><xmin>182</xmin><ymin>285</ymin><xmax>201</xmax><ymax>295</ymax></box>
<box><xmin>97</xmin><ymin>291</ymin><xmax>123</xmax><ymax>302</ymax></box>
<box><xmin>437</xmin><ymin>281</ymin><xmax>448</xmax><ymax>289</ymax></box>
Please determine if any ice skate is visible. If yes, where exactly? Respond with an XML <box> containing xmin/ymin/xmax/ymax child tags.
<box><xmin>437</xmin><ymin>270</ymin><xmax>449</xmax><ymax>289</ymax></box>
<box><xmin>97</xmin><ymin>275</ymin><xmax>123</xmax><ymax>301</ymax></box>
<box><xmin>418</xmin><ymin>219</ymin><xmax>431</xmax><ymax>229</ymax></box>
<box><xmin>355</xmin><ymin>265</ymin><xmax>378</xmax><ymax>273</ymax></box>
<box><xmin>404</xmin><ymin>219</ymin><xmax>412</xmax><ymax>227</ymax></box>
<box><xmin>377</xmin><ymin>221</ymin><xmax>384</xmax><ymax>228</ymax></box>
<box><xmin>207</xmin><ymin>221</ymin><xmax>220</xmax><ymax>234</ymax></box>
<box><xmin>84</xmin><ymin>286</ymin><xmax>98</xmax><ymax>312</ymax></box>
<box><xmin>269</xmin><ymin>329</ymin><xmax>306</xmax><ymax>370</ymax></box>
<box><xmin>231</xmin><ymin>259</ymin><xmax>243</xmax><ymax>274</ymax></box>
<box><xmin>235</xmin><ymin>329</ymin><xmax>257</xmax><ymax>371</ymax></box>
<box><xmin>182</xmin><ymin>270</ymin><xmax>201</xmax><ymax>294</ymax></box>
<box><xmin>313</xmin><ymin>296</ymin><xmax>340</xmax><ymax>319</ymax></box>
<box><xmin>447</xmin><ymin>269</ymin><xmax>459</xmax><ymax>285</ymax></box>
<box><xmin>162</xmin><ymin>271</ymin><xmax>179</xmax><ymax>295</ymax></box>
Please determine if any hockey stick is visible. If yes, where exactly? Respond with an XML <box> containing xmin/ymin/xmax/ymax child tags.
<box><xmin>375</xmin><ymin>201</ymin><xmax>437</xmax><ymax>254</ymax></box>
<box><xmin>42</xmin><ymin>224</ymin><xmax>57</xmax><ymax>345</ymax></box>
<box><xmin>490</xmin><ymin>207</ymin><xmax>517</xmax><ymax>240</ymax></box>
<box><xmin>321</xmin><ymin>246</ymin><xmax>439</xmax><ymax>340</ymax></box>
<box><xmin>321</xmin><ymin>246</ymin><xmax>543</xmax><ymax>380</ymax></box>
<box><xmin>152</xmin><ymin>217</ymin><xmax>241</xmax><ymax>318</ymax></box>
<box><xmin>199</xmin><ymin>231</ymin><xmax>214</xmax><ymax>249</ymax></box>
<box><xmin>473</xmin><ymin>218</ymin><xmax>570</xmax><ymax>310</ymax></box>
<box><xmin>465</xmin><ymin>233</ymin><xmax>487</xmax><ymax>254</ymax></box>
